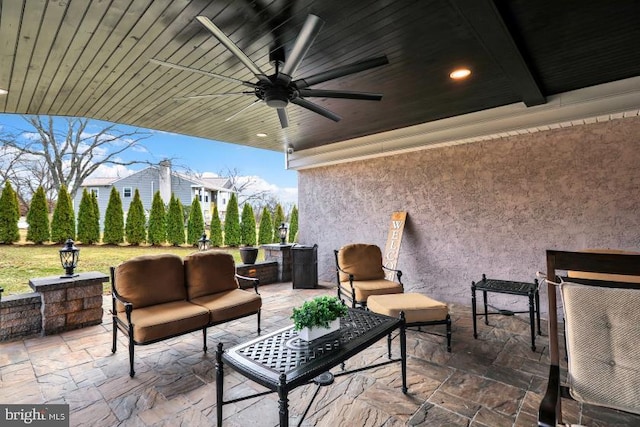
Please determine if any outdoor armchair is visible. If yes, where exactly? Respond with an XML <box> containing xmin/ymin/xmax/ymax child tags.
<box><xmin>334</xmin><ymin>243</ymin><xmax>404</xmax><ymax>308</ymax></box>
<box><xmin>538</xmin><ymin>250</ymin><xmax>640</xmax><ymax>426</ymax></box>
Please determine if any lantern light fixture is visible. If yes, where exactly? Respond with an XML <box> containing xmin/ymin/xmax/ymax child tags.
<box><xmin>59</xmin><ymin>238</ymin><xmax>80</xmax><ymax>278</ymax></box>
<box><xmin>198</xmin><ymin>232</ymin><xmax>211</xmax><ymax>251</ymax></box>
<box><xmin>278</xmin><ymin>222</ymin><xmax>288</xmax><ymax>245</ymax></box>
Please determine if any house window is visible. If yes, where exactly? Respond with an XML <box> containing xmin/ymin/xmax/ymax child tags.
<box><xmin>123</xmin><ymin>187</ymin><xmax>132</xmax><ymax>198</ymax></box>
<box><xmin>89</xmin><ymin>188</ymin><xmax>99</xmax><ymax>198</ymax></box>
<box><xmin>205</xmin><ymin>195</ymin><xmax>209</xmax><ymax>203</ymax></box>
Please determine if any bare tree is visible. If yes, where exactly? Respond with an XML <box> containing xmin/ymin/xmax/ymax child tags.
<box><xmin>0</xmin><ymin>116</ymin><xmax>153</xmax><ymax>201</ymax></box>
<box><xmin>220</xmin><ymin>167</ymin><xmax>273</xmax><ymax>206</ymax></box>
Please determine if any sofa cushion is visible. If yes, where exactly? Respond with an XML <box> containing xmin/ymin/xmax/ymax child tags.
<box><xmin>340</xmin><ymin>279</ymin><xmax>403</xmax><ymax>302</ymax></box>
<box><xmin>114</xmin><ymin>254</ymin><xmax>186</xmax><ymax>311</ymax></box>
<box><xmin>184</xmin><ymin>251</ymin><xmax>239</xmax><ymax>299</ymax></box>
<box><xmin>117</xmin><ymin>300</ymin><xmax>209</xmax><ymax>343</ymax></box>
<box><xmin>190</xmin><ymin>289</ymin><xmax>262</xmax><ymax>324</ymax></box>
<box><xmin>338</xmin><ymin>244</ymin><xmax>386</xmax><ymax>282</ymax></box>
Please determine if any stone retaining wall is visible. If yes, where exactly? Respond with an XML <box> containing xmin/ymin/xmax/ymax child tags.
<box><xmin>0</xmin><ymin>293</ymin><xmax>42</xmax><ymax>341</ymax></box>
<box><xmin>236</xmin><ymin>261</ymin><xmax>279</xmax><ymax>288</ymax></box>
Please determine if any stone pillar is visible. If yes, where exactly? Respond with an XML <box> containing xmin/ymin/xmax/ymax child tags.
<box><xmin>261</xmin><ymin>244</ymin><xmax>293</xmax><ymax>282</ymax></box>
<box><xmin>29</xmin><ymin>271</ymin><xmax>108</xmax><ymax>336</ymax></box>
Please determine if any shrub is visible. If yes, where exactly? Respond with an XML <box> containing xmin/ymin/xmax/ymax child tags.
<box><xmin>147</xmin><ymin>191</ymin><xmax>166</xmax><ymax>245</ymax></box>
<box><xmin>26</xmin><ymin>186</ymin><xmax>50</xmax><ymax>244</ymax></box>
<box><xmin>51</xmin><ymin>185</ymin><xmax>75</xmax><ymax>243</ymax></box>
<box><xmin>224</xmin><ymin>193</ymin><xmax>241</xmax><ymax>247</ymax></box>
<box><xmin>0</xmin><ymin>181</ymin><xmax>20</xmax><ymax>244</ymax></box>
<box><xmin>166</xmin><ymin>194</ymin><xmax>185</xmax><ymax>246</ymax></box>
<box><xmin>89</xmin><ymin>192</ymin><xmax>101</xmax><ymax>244</ymax></box>
<box><xmin>77</xmin><ymin>189</ymin><xmax>98</xmax><ymax>244</ymax></box>
<box><xmin>103</xmin><ymin>187</ymin><xmax>124</xmax><ymax>245</ymax></box>
<box><xmin>272</xmin><ymin>203</ymin><xmax>285</xmax><ymax>243</ymax></box>
<box><xmin>288</xmin><ymin>205</ymin><xmax>298</xmax><ymax>243</ymax></box>
<box><xmin>187</xmin><ymin>197</ymin><xmax>205</xmax><ymax>246</ymax></box>
<box><xmin>258</xmin><ymin>207</ymin><xmax>272</xmax><ymax>244</ymax></box>
<box><xmin>240</xmin><ymin>203</ymin><xmax>257</xmax><ymax>246</ymax></box>
<box><xmin>209</xmin><ymin>204</ymin><xmax>223</xmax><ymax>247</ymax></box>
<box><xmin>125</xmin><ymin>189</ymin><xmax>146</xmax><ymax>245</ymax></box>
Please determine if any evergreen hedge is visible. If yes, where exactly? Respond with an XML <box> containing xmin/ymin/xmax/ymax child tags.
<box><xmin>258</xmin><ymin>207</ymin><xmax>273</xmax><ymax>244</ymax></box>
<box><xmin>224</xmin><ymin>193</ymin><xmax>241</xmax><ymax>247</ymax></box>
<box><xmin>125</xmin><ymin>189</ymin><xmax>146</xmax><ymax>245</ymax></box>
<box><xmin>187</xmin><ymin>197</ymin><xmax>205</xmax><ymax>246</ymax></box>
<box><xmin>288</xmin><ymin>205</ymin><xmax>298</xmax><ymax>243</ymax></box>
<box><xmin>89</xmin><ymin>192</ymin><xmax>101</xmax><ymax>244</ymax></box>
<box><xmin>26</xmin><ymin>186</ymin><xmax>50</xmax><ymax>244</ymax></box>
<box><xmin>166</xmin><ymin>194</ymin><xmax>185</xmax><ymax>246</ymax></box>
<box><xmin>209</xmin><ymin>204</ymin><xmax>223</xmax><ymax>247</ymax></box>
<box><xmin>0</xmin><ymin>181</ymin><xmax>20</xmax><ymax>244</ymax></box>
<box><xmin>51</xmin><ymin>185</ymin><xmax>75</xmax><ymax>243</ymax></box>
<box><xmin>240</xmin><ymin>203</ymin><xmax>257</xmax><ymax>246</ymax></box>
<box><xmin>147</xmin><ymin>191</ymin><xmax>166</xmax><ymax>245</ymax></box>
<box><xmin>103</xmin><ymin>187</ymin><xmax>124</xmax><ymax>244</ymax></box>
<box><xmin>77</xmin><ymin>189</ymin><xmax>97</xmax><ymax>244</ymax></box>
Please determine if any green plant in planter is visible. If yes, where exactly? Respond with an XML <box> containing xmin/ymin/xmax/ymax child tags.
<box><xmin>291</xmin><ymin>296</ymin><xmax>348</xmax><ymax>331</ymax></box>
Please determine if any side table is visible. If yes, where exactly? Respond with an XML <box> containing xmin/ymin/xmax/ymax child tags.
<box><xmin>471</xmin><ymin>274</ymin><xmax>541</xmax><ymax>351</ymax></box>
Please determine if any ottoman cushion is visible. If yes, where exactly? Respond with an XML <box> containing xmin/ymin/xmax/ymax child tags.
<box><xmin>368</xmin><ymin>293</ymin><xmax>448</xmax><ymax>324</ymax></box>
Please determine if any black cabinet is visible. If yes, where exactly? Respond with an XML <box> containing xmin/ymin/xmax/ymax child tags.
<box><xmin>291</xmin><ymin>244</ymin><xmax>318</xmax><ymax>289</ymax></box>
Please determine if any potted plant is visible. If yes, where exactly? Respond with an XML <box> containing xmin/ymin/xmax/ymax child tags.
<box><xmin>291</xmin><ymin>296</ymin><xmax>348</xmax><ymax>341</ymax></box>
<box><xmin>239</xmin><ymin>246</ymin><xmax>259</xmax><ymax>264</ymax></box>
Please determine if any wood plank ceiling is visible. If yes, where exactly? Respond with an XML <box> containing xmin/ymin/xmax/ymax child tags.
<box><xmin>0</xmin><ymin>0</ymin><xmax>638</xmax><ymax>152</ymax></box>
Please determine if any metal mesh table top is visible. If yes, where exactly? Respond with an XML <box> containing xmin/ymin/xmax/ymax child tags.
<box><xmin>222</xmin><ymin>308</ymin><xmax>399</xmax><ymax>389</ymax></box>
<box><xmin>474</xmin><ymin>278</ymin><xmax>537</xmax><ymax>295</ymax></box>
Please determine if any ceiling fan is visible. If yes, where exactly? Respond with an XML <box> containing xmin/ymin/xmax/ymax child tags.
<box><xmin>150</xmin><ymin>14</ymin><xmax>388</xmax><ymax>128</ymax></box>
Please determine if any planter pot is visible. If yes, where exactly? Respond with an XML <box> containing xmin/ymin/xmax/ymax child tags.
<box><xmin>298</xmin><ymin>318</ymin><xmax>340</xmax><ymax>341</ymax></box>
<box><xmin>239</xmin><ymin>247</ymin><xmax>258</xmax><ymax>264</ymax></box>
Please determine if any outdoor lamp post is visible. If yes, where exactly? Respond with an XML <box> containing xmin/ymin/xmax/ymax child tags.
<box><xmin>278</xmin><ymin>222</ymin><xmax>288</xmax><ymax>245</ymax></box>
<box><xmin>59</xmin><ymin>238</ymin><xmax>80</xmax><ymax>278</ymax></box>
<box><xmin>198</xmin><ymin>232</ymin><xmax>210</xmax><ymax>251</ymax></box>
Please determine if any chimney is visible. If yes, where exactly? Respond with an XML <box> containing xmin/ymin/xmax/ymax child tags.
<box><xmin>159</xmin><ymin>160</ymin><xmax>171</xmax><ymax>204</ymax></box>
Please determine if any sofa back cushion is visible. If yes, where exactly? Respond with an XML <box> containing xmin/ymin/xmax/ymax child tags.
<box><xmin>114</xmin><ymin>254</ymin><xmax>186</xmax><ymax>311</ymax></box>
<box><xmin>338</xmin><ymin>243</ymin><xmax>385</xmax><ymax>282</ymax></box>
<box><xmin>184</xmin><ymin>251</ymin><xmax>239</xmax><ymax>299</ymax></box>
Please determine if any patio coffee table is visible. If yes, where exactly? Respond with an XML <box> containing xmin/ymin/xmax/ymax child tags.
<box><xmin>215</xmin><ymin>308</ymin><xmax>407</xmax><ymax>427</ymax></box>
<box><xmin>471</xmin><ymin>274</ymin><xmax>541</xmax><ymax>351</ymax></box>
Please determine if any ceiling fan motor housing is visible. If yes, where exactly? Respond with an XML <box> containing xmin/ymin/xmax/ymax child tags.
<box><xmin>260</xmin><ymin>83</ymin><xmax>295</xmax><ymax>108</ymax></box>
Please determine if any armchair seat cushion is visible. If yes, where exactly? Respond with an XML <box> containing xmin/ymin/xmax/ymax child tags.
<box><xmin>367</xmin><ymin>293</ymin><xmax>448</xmax><ymax>324</ymax></box>
<box><xmin>118</xmin><ymin>300</ymin><xmax>209</xmax><ymax>343</ymax></box>
<box><xmin>191</xmin><ymin>289</ymin><xmax>262</xmax><ymax>324</ymax></box>
<box><xmin>340</xmin><ymin>279</ymin><xmax>403</xmax><ymax>302</ymax></box>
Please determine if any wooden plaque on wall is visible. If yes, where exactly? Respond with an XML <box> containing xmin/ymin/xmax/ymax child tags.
<box><xmin>383</xmin><ymin>211</ymin><xmax>407</xmax><ymax>280</ymax></box>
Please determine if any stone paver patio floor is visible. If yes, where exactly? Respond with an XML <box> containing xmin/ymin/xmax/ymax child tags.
<box><xmin>1</xmin><ymin>282</ymin><xmax>639</xmax><ymax>426</ymax></box>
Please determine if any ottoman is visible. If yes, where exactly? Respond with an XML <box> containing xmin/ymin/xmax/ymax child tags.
<box><xmin>368</xmin><ymin>293</ymin><xmax>451</xmax><ymax>352</ymax></box>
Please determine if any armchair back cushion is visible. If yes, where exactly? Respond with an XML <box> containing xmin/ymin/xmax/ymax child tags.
<box><xmin>114</xmin><ymin>254</ymin><xmax>186</xmax><ymax>311</ymax></box>
<box><xmin>337</xmin><ymin>244</ymin><xmax>385</xmax><ymax>282</ymax></box>
<box><xmin>561</xmin><ymin>281</ymin><xmax>640</xmax><ymax>415</ymax></box>
<box><xmin>184</xmin><ymin>250</ymin><xmax>239</xmax><ymax>299</ymax></box>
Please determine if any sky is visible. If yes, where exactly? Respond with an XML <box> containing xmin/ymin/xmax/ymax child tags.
<box><xmin>0</xmin><ymin>113</ymin><xmax>298</xmax><ymax>205</ymax></box>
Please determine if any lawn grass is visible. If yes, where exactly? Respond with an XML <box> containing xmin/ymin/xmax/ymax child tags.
<box><xmin>0</xmin><ymin>243</ymin><xmax>250</xmax><ymax>296</ymax></box>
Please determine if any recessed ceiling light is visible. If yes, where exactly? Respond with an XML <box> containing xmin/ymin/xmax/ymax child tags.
<box><xmin>449</xmin><ymin>68</ymin><xmax>471</xmax><ymax>80</ymax></box>
<box><xmin>256</xmin><ymin>133</ymin><xmax>267</xmax><ymax>138</ymax></box>
<box><xmin>0</xmin><ymin>88</ymin><xmax>8</xmax><ymax>95</ymax></box>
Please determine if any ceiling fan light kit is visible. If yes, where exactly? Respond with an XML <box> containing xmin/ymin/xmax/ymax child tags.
<box><xmin>152</xmin><ymin>13</ymin><xmax>388</xmax><ymax>129</ymax></box>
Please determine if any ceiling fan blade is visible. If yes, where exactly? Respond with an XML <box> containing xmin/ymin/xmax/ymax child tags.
<box><xmin>225</xmin><ymin>100</ymin><xmax>261</xmax><ymax>122</ymax></box>
<box><xmin>277</xmin><ymin>14</ymin><xmax>324</xmax><ymax>84</ymax></box>
<box><xmin>174</xmin><ymin>91</ymin><xmax>254</xmax><ymax>100</ymax></box>
<box><xmin>150</xmin><ymin>58</ymin><xmax>256</xmax><ymax>88</ymax></box>
<box><xmin>291</xmin><ymin>98</ymin><xmax>341</xmax><ymax>122</ymax></box>
<box><xmin>196</xmin><ymin>16</ymin><xmax>270</xmax><ymax>84</ymax></box>
<box><xmin>298</xmin><ymin>89</ymin><xmax>383</xmax><ymax>101</ymax></box>
<box><xmin>277</xmin><ymin>108</ymin><xmax>289</xmax><ymax>128</ymax></box>
<box><xmin>294</xmin><ymin>56</ymin><xmax>389</xmax><ymax>89</ymax></box>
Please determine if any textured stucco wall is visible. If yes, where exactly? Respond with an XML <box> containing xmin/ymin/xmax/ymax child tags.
<box><xmin>298</xmin><ymin>116</ymin><xmax>640</xmax><ymax>315</ymax></box>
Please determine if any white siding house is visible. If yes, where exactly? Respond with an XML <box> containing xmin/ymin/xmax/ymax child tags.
<box><xmin>74</xmin><ymin>161</ymin><xmax>234</xmax><ymax>227</ymax></box>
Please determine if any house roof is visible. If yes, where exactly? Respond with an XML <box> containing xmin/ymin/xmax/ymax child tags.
<box><xmin>0</xmin><ymin>0</ymin><xmax>638</xmax><ymax>161</ymax></box>
<box><xmin>80</xmin><ymin>166</ymin><xmax>232</xmax><ymax>192</ymax></box>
